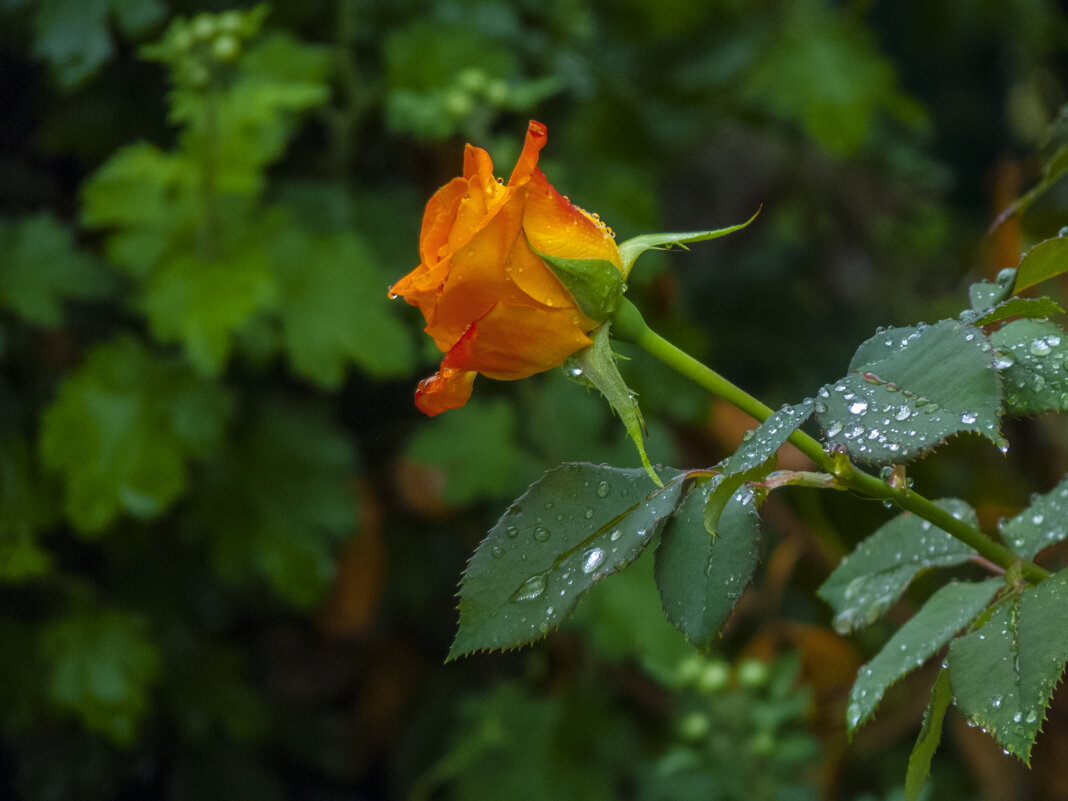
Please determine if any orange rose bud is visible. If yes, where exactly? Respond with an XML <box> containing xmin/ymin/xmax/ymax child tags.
<box><xmin>390</xmin><ymin>120</ymin><xmax>623</xmax><ymax>416</ymax></box>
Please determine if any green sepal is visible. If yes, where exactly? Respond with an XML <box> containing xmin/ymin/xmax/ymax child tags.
<box><xmin>570</xmin><ymin>324</ymin><xmax>661</xmax><ymax>486</ymax></box>
<box><xmin>616</xmin><ymin>209</ymin><xmax>760</xmax><ymax>279</ymax></box>
<box><xmin>537</xmin><ymin>250</ymin><xmax>625</xmax><ymax>322</ymax></box>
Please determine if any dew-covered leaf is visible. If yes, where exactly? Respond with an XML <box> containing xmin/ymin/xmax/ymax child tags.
<box><xmin>816</xmin><ymin>320</ymin><xmax>1004</xmax><ymax>464</ymax></box>
<box><xmin>724</xmin><ymin>400</ymin><xmax>814</xmax><ymax>477</ymax></box>
<box><xmin>847</xmin><ymin>578</ymin><xmax>1000</xmax><ymax>733</ymax></box>
<box><xmin>999</xmin><ymin>473</ymin><xmax>1068</xmax><ymax>561</ymax></box>
<box><xmin>449</xmin><ymin>464</ymin><xmax>685</xmax><ymax>659</ymax></box>
<box><xmin>1014</xmin><ymin>236</ymin><xmax>1068</xmax><ymax>293</ymax></box>
<box><xmin>818</xmin><ymin>499</ymin><xmax>980</xmax><ymax>634</ymax></box>
<box><xmin>968</xmin><ymin>272</ymin><xmax>1015</xmax><ymax>313</ymax></box>
<box><xmin>990</xmin><ymin>318</ymin><xmax>1068</xmax><ymax>416</ymax></box>
<box><xmin>975</xmin><ymin>297</ymin><xmax>1064</xmax><ymax>326</ymax></box>
<box><xmin>905</xmin><ymin>668</ymin><xmax>953</xmax><ymax>801</ymax></box>
<box><xmin>949</xmin><ymin>568</ymin><xmax>1068</xmax><ymax>764</ymax></box>
<box><xmin>655</xmin><ymin>478</ymin><xmax>763</xmax><ymax>651</ymax></box>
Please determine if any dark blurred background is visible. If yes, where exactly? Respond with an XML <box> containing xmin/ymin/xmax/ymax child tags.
<box><xmin>1</xmin><ymin>0</ymin><xmax>1067</xmax><ymax>799</ymax></box>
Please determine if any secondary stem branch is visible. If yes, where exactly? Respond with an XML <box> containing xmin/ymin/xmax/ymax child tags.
<box><xmin>610</xmin><ymin>299</ymin><xmax>1050</xmax><ymax>585</ymax></box>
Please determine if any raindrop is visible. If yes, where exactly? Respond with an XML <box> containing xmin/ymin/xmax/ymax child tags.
<box><xmin>960</xmin><ymin>411</ymin><xmax>978</xmax><ymax>424</ymax></box>
<box><xmin>991</xmin><ymin>694</ymin><xmax>1003</xmax><ymax>708</ymax></box>
<box><xmin>506</xmin><ymin>526</ymin><xmax>519</xmax><ymax>539</ymax></box>
<box><xmin>825</xmin><ymin>421</ymin><xmax>844</xmax><ymax>438</ymax></box>
<box><xmin>533</xmin><ymin>527</ymin><xmax>551</xmax><ymax>542</ymax></box>
<box><xmin>742</xmin><ymin>430</ymin><xmax>755</xmax><ymax>441</ymax></box>
<box><xmin>895</xmin><ymin>406</ymin><xmax>912</xmax><ymax>421</ymax></box>
<box><xmin>510</xmin><ymin>574</ymin><xmax>547</xmax><ymax>602</ymax></box>
<box><xmin>491</xmin><ymin>545</ymin><xmax>506</xmax><ymax>559</ymax></box>
<box><xmin>1030</xmin><ymin>338</ymin><xmax>1052</xmax><ymax>356</ymax></box>
<box><xmin>584</xmin><ymin>507</ymin><xmax>595</xmax><ymax>519</ymax></box>
<box><xmin>596</xmin><ymin>480</ymin><xmax>612</xmax><ymax>498</ymax></box>
<box><xmin>993</xmin><ymin>354</ymin><xmax>1015</xmax><ymax>370</ymax></box>
<box><xmin>581</xmin><ymin>548</ymin><xmax>606</xmax><ymax>574</ymax></box>
<box><xmin>815</xmin><ymin>401</ymin><xmax>828</xmax><ymax>414</ymax></box>
<box><xmin>1026</xmin><ymin>709</ymin><xmax>1038</xmax><ymax>724</ymax></box>
<box><xmin>849</xmin><ymin>400</ymin><xmax>869</xmax><ymax>415</ymax></box>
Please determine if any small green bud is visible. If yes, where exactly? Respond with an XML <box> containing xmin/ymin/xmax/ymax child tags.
<box><xmin>191</xmin><ymin>14</ymin><xmax>216</xmax><ymax>41</ymax></box>
<box><xmin>695</xmin><ymin>660</ymin><xmax>730</xmax><ymax>693</ymax></box>
<box><xmin>485</xmin><ymin>79</ymin><xmax>509</xmax><ymax>105</ymax></box>
<box><xmin>444</xmin><ymin>89</ymin><xmax>473</xmax><ymax>118</ymax></box>
<box><xmin>737</xmin><ymin>658</ymin><xmax>769</xmax><ymax>688</ymax></box>
<box><xmin>456</xmin><ymin>68</ymin><xmax>487</xmax><ymax>93</ymax></box>
<box><xmin>678</xmin><ymin>711</ymin><xmax>711</xmax><ymax>741</ymax></box>
<box><xmin>212</xmin><ymin>35</ymin><xmax>240</xmax><ymax>62</ymax></box>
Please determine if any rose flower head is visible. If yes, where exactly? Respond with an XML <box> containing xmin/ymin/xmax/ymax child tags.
<box><xmin>390</xmin><ymin>120</ymin><xmax>623</xmax><ymax>416</ymax></box>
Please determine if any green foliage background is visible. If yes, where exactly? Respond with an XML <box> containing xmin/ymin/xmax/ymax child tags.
<box><xmin>0</xmin><ymin>0</ymin><xmax>1066</xmax><ymax>798</ymax></box>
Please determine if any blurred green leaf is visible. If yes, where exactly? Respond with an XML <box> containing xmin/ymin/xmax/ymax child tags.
<box><xmin>817</xmin><ymin>321</ymin><xmax>1005</xmax><ymax>464</ymax></box>
<box><xmin>450</xmin><ymin>464</ymin><xmax>684</xmax><ymax>659</ymax></box>
<box><xmin>39</xmin><ymin>337</ymin><xmax>233</xmax><ymax>533</ymax></box>
<box><xmin>0</xmin><ymin>437</ymin><xmax>56</xmax><ymax>583</ymax></box>
<box><xmin>81</xmin><ymin>143</ymin><xmax>196</xmax><ymax>279</ymax></box>
<box><xmin>144</xmin><ymin>249</ymin><xmax>276</xmax><ymax>375</ymax></box>
<box><xmin>41</xmin><ymin>607</ymin><xmax>161</xmax><ymax>745</ymax></box>
<box><xmin>741</xmin><ymin>0</ymin><xmax>923</xmax><ymax>155</ymax></box>
<box><xmin>949</xmin><ymin>568</ymin><xmax>1068</xmax><ymax>763</ymax></box>
<box><xmin>818</xmin><ymin>499</ymin><xmax>979</xmax><ymax>634</ymax></box>
<box><xmin>405</xmin><ymin>397</ymin><xmax>520</xmax><ymax>506</ymax></box>
<box><xmin>0</xmin><ymin>214</ymin><xmax>113</xmax><ymax>326</ymax></box>
<box><xmin>270</xmin><ymin>224</ymin><xmax>415</xmax><ymax>385</ymax></box>
<box><xmin>186</xmin><ymin>399</ymin><xmax>357</xmax><ymax>608</ymax></box>
<box><xmin>847</xmin><ymin>579</ymin><xmax>1000</xmax><ymax>733</ymax></box>
<box><xmin>29</xmin><ymin>0</ymin><xmax>165</xmax><ymax>87</ymax></box>
<box><xmin>655</xmin><ymin>479</ymin><xmax>763</xmax><ymax>651</ymax></box>
<box><xmin>421</xmin><ymin>681</ymin><xmax>638</xmax><ymax>801</ymax></box>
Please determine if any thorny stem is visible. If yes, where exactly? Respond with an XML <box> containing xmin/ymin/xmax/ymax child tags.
<box><xmin>610</xmin><ymin>298</ymin><xmax>1051</xmax><ymax>586</ymax></box>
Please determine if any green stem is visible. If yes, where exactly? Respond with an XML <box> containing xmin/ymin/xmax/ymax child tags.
<box><xmin>610</xmin><ymin>298</ymin><xmax>1051</xmax><ymax>585</ymax></box>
